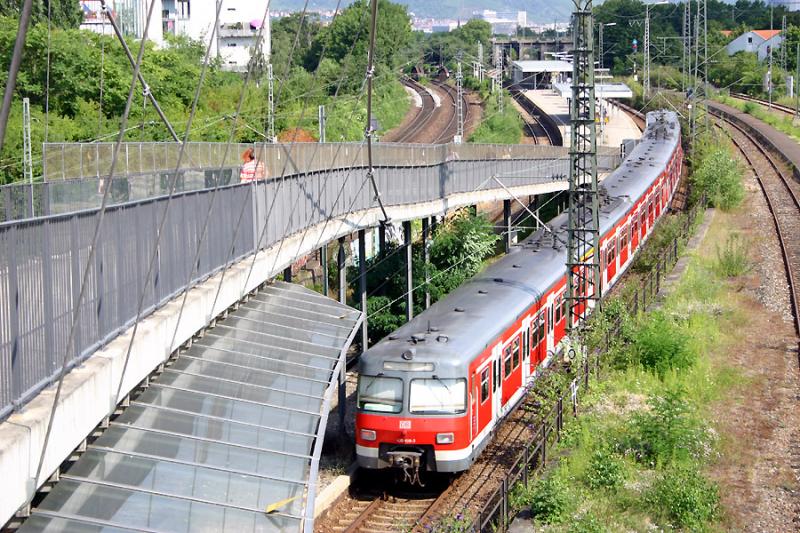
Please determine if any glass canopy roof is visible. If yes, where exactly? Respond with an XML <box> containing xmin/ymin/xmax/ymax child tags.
<box><xmin>21</xmin><ymin>281</ymin><xmax>361</xmax><ymax>533</ymax></box>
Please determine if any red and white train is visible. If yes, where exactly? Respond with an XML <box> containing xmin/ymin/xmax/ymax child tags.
<box><xmin>356</xmin><ymin>111</ymin><xmax>683</xmax><ymax>474</ymax></box>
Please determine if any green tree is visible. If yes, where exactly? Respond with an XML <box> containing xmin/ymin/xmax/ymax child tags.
<box><xmin>0</xmin><ymin>0</ymin><xmax>82</xmax><ymax>28</ymax></box>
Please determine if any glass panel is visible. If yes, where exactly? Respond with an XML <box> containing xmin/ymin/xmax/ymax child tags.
<box><xmin>67</xmin><ymin>449</ymin><xmax>306</xmax><ymax>515</ymax></box>
<box><xmin>34</xmin><ymin>480</ymin><xmax>300</xmax><ymax>533</ymax></box>
<box><xmin>223</xmin><ymin>316</ymin><xmax>348</xmax><ymax>350</ymax></box>
<box><xmin>168</xmin><ymin>358</ymin><xmax>326</xmax><ymax>398</ymax></box>
<box><xmin>357</xmin><ymin>376</ymin><xmax>403</xmax><ymax>413</ymax></box>
<box><xmin>93</xmin><ymin>426</ymin><xmax>311</xmax><ymax>482</ymax></box>
<box><xmin>19</xmin><ymin>515</ymin><xmax>139</xmax><ymax>532</ymax></box>
<box><xmin>199</xmin><ymin>336</ymin><xmax>335</xmax><ymax>371</ymax></box>
<box><xmin>211</xmin><ymin>325</ymin><xmax>339</xmax><ymax>359</ymax></box>
<box><xmin>409</xmin><ymin>379</ymin><xmax>467</xmax><ymax>414</ymax></box>
<box><xmin>189</xmin><ymin>343</ymin><xmax>332</xmax><ymax>381</ymax></box>
<box><xmin>115</xmin><ymin>404</ymin><xmax>317</xmax><ymax>454</ymax></box>
<box><xmin>155</xmin><ymin>371</ymin><xmax>321</xmax><ymax>413</ymax></box>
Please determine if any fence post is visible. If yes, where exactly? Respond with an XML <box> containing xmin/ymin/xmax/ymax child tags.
<box><xmin>541</xmin><ymin>425</ymin><xmax>547</xmax><ymax>465</ymax></box>
<box><xmin>502</xmin><ymin>478</ymin><xmax>508</xmax><ymax>531</ymax></box>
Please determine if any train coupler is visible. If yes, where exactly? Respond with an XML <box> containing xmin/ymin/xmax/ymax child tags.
<box><xmin>387</xmin><ymin>450</ymin><xmax>425</xmax><ymax>487</ymax></box>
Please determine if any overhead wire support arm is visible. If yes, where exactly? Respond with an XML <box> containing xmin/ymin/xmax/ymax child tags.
<box><xmin>99</xmin><ymin>0</ymin><xmax>180</xmax><ymax>142</ymax></box>
<box><xmin>365</xmin><ymin>0</ymin><xmax>390</xmax><ymax>224</ymax></box>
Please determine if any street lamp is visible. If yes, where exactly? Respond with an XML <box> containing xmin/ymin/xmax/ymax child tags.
<box><xmin>644</xmin><ymin>0</ymin><xmax>668</xmax><ymax>98</ymax></box>
<box><xmin>598</xmin><ymin>22</ymin><xmax>616</xmax><ymax>71</ymax></box>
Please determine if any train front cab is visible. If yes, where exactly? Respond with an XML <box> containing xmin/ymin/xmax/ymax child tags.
<box><xmin>355</xmin><ymin>365</ymin><xmax>475</xmax><ymax>474</ymax></box>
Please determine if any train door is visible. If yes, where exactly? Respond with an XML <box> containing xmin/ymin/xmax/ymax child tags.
<box><xmin>655</xmin><ymin>183</ymin><xmax>663</xmax><ymax>217</ymax></box>
<box><xmin>648</xmin><ymin>197</ymin><xmax>655</xmax><ymax>227</ymax></box>
<box><xmin>545</xmin><ymin>294</ymin><xmax>555</xmax><ymax>355</ymax></box>
<box><xmin>605</xmin><ymin>236</ymin><xmax>618</xmax><ymax>281</ymax></box>
<box><xmin>619</xmin><ymin>224</ymin><xmax>629</xmax><ymax>266</ymax></box>
<box><xmin>522</xmin><ymin>319</ymin><xmax>531</xmax><ymax>382</ymax></box>
<box><xmin>639</xmin><ymin>208</ymin><xmax>647</xmax><ymax>241</ymax></box>
<box><xmin>554</xmin><ymin>292</ymin><xmax>567</xmax><ymax>344</ymax></box>
<box><xmin>530</xmin><ymin>312</ymin><xmax>545</xmax><ymax>370</ymax></box>
<box><xmin>491</xmin><ymin>345</ymin><xmax>503</xmax><ymax>420</ymax></box>
<box><xmin>501</xmin><ymin>334</ymin><xmax>522</xmax><ymax>406</ymax></box>
<box><xmin>474</xmin><ymin>363</ymin><xmax>492</xmax><ymax>437</ymax></box>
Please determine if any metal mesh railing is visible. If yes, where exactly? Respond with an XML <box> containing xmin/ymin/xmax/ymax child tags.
<box><xmin>0</xmin><ymin>153</ymin><xmax>611</xmax><ymax>420</ymax></box>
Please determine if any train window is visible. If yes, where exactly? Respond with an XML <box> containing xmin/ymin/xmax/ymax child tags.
<box><xmin>512</xmin><ymin>337</ymin><xmax>520</xmax><ymax>369</ymax></box>
<box><xmin>530</xmin><ymin>319</ymin><xmax>540</xmax><ymax>346</ymax></box>
<box><xmin>357</xmin><ymin>376</ymin><xmax>403</xmax><ymax>414</ymax></box>
<box><xmin>538</xmin><ymin>316</ymin><xmax>545</xmax><ymax>341</ymax></box>
<box><xmin>480</xmin><ymin>369</ymin><xmax>489</xmax><ymax>403</ymax></box>
<box><xmin>620</xmin><ymin>228</ymin><xmax>628</xmax><ymax>250</ymax></box>
<box><xmin>503</xmin><ymin>346</ymin><xmax>513</xmax><ymax>377</ymax></box>
<box><xmin>560</xmin><ymin>296</ymin><xmax>567</xmax><ymax>321</ymax></box>
<box><xmin>409</xmin><ymin>378</ymin><xmax>467</xmax><ymax>414</ymax></box>
<box><xmin>606</xmin><ymin>241</ymin><xmax>616</xmax><ymax>266</ymax></box>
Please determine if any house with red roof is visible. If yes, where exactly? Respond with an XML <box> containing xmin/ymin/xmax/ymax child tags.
<box><xmin>726</xmin><ymin>29</ymin><xmax>783</xmax><ymax>61</ymax></box>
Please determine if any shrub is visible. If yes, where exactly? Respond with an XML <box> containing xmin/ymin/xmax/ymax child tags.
<box><xmin>691</xmin><ymin>145</ymin><xmax>744</xmax><ymax>210</ymax></box>
<box><xmin>585</xmin><ymin>448</ymin><xmax>626</xmax><ymax>489</ymax></box>
<box><xmin>624</xmin><ymin>388</ymin><xmax>707</xmax><ymax>465</ymax></box>
<box><xmin>647</xmin><ymin>465</ymin><xmax>720</xmax><ymax>530</ymax></box>
<box><xmin>714</xmin><ymin>233</ymin><xmax>750</xmax><ymax>277</ymax></box>
<box><xmin>631</xmin><ymin>312</ymin><xmax>696</xmax><ymax>376</ymax></box>
<box><xmin>632</xmin><ymin>213</ymin><xmax>685</xmax><ymax>273</ymax></box>
<box><xmin>529</xmin><ymin>475</ymin><xmax>571</xmax><ymax>524</ymax></box>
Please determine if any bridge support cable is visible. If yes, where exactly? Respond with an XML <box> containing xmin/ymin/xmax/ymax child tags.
<box><xmin>365</xmin><ymin>0</ymin><xmax>390</xmax><ymax>224</ymax></box>
<box><xmin>0</xmin><ymin>0</ymin><xmax>33</xmax><ymax>154</ymax></box>
<box><xmin>99</xmin><ymin>0</ymin><xmax>180</xmax><ymax>142</ymax></box>
<box><xmin>111</xmin><ymin>0</ymin><xmax>225</xmax><ymax>410</ymax></box>
<box><xmin>32</xmin><ymin>0</ymin><xmax>160</xmax><ymax>492</ymax></box>
<box><xmin>566</xmin><ymin>0</ymin><xmax>601</xmax><ymax>336</ymax></box>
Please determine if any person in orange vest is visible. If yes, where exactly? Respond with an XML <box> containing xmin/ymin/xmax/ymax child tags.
<box><xmin>240</xmin><ymin>147</ymin><xmax>267</xmax><ymax>182</ymax></box>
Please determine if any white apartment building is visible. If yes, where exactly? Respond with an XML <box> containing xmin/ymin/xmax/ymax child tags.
<box><xmin>80</xmin><ymin>0</ymin><xmax>271</xmax><ymax>72</ymax></box>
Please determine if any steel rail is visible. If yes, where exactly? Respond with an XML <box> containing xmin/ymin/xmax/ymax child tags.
<box><xmin>729</xmin><ymin>92</ymin><xmax>797</xmax><ymax>117</ymax></box>
<box><xmin>712</xmin><ymin>111</ymin><xmax>800</xmax><ymax>363</ymax></box>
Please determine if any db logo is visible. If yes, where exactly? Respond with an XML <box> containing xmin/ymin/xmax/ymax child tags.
<box><xmin>399</xmin><ymin>420</ymin><xmax>412</xmax><ymax>429</ymax></box>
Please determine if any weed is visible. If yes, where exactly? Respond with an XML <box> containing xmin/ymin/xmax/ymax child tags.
<box><xmin>568</xmin><ymin>513</ymin><xmax>608</xmax><ymax>533</ymax></box>
<box><xmin>624</xmin><ymin>388</ymin><xmax>707</xmax><ymax>465</ymax></box>
<box><xmin>714</xmin><ymin>233</ymin><xmax>750</xmax><ymax>277</ymax></box>
<box><xmin>585</xmin><ymin>448</ymin><xmax>626</xmax><ymax>489</ymax></box>
<box><xmin>529</xmin><ymin>474</ymin><xmax>572</xmax><ymax>524</ymax></box>
<box><xmin>647</xmin><ymin>464</ymin><xmax>720</xmax><ymax>530</ymax></box>
<box><xmin>631</xmin><ymin>312</ymin><xmax>696</xmax><ymax>377</ymax></box>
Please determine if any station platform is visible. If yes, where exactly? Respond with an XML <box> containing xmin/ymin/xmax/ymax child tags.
<box><xmin>521</xmin><ymin>89</ymin><xmax>642</xmax><ymax>147</ymax></box>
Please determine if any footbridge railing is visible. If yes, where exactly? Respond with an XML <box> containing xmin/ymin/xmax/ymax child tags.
<box><xmin>0</xmin><ymin>141</ymin><xmax>620</xmax><ymax>420</ymax></box>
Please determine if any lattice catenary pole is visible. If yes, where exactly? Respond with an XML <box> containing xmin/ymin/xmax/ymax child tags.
<box><xmin>567</xmin><ymin>0</ymin><xmax>600</xmax><ymax>335</ymax></box>
<box><xmin>644</xmin><ymin>3</ymin><xmax>651</xmax><ymax>98</ymax></box>
<box><xmin>456</xmin><ymin>58</ymin><xmax>464</xmax><ymax>143</ymax></box>
<box><xmin>682</xmin><ymin>0</ymin><xmax>692</xmax><ymax>93</ymax></box>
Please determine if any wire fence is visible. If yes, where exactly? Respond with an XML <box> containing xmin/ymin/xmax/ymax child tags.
<box><xmin>455</xmin><ymin>196</ymin><xmax>705</xmax><ymax>533</ymax></box>
<box><xmin>0</xmin><ymin>143</ymin><xmax>621</xmax><ymax>222</ymax></box>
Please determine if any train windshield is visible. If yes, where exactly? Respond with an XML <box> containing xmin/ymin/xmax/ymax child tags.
<box><xmin>357</xmin><ymin>376</ymin><xmax>403</xmax><ymax>413</ymax></box>
<box><xmin>409</xmin><ymin>378</ymin><xmax>467</xmax><ymax>414</ymax></box>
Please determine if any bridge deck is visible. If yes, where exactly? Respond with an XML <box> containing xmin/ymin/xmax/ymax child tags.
<box><xmin>19</xmin><ymin>281</ymin><xmax>361</xmax><ymax>533</ymax></box>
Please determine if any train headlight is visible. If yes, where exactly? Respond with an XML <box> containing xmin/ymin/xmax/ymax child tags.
<box><xmin>360</xmin><ymin>429</ymin><xmax>377</xmax><ymax>441</ymax></box>
<box><xmin>436</xmin><ymin>432</ymin><xmax>455</xmax><ymax>444</ymax></box>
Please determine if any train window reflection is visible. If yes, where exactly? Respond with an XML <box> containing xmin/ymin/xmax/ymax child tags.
<box><xmin>357</xmin><ymin>376</ymin><xmax>403</xmax><ymax>413</ymax></box>
<box><xmin>409</xmin><ymin>379</ymin><xmax>467</xmax><ymax>414</ymax></box>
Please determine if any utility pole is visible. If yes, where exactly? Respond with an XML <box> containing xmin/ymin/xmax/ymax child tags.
<box><xmin>644</xmin><ymin>3</ymin><xmax>651</xmax><ymax>98</ymax></box>
<box><xmin>455</xmin><ymin>58</ymin><xmax>464</xmax><ymax>143</ymax></box>
<box><xmin>318</xmin><ymin>105</ymin><xmax>326</xmax><ymax>143</ymax></box>
<box><xmin>365</xmin><ymin>0</ymin><xmax>389</xmax><ymax>223</ymax></box>
<box><xmin>682</xmin><ymin>0</ymin><xmax>692</xmax><ymax>93</ymax></box>
<box><xmin>690</xmin><ymin>0</ymin><xmax>707</xmax><ymax>145</ymax></box>
<box><xmin>0</xmin><ymin>0</ymin><xmax>33</xmax><ymax>154</ymax></box>
<box><xmin>599</xmin><ymin>22</ymin><xmax>604</xmax><ymax>70</ymax></box>
<box><xmin>22</xmin><ymin>97</ymin><xmax>32</xmax><ymax>185</ymax></box>
<box><xmin>795</xmin><ymin>42</ymin><xmax>799</xmax><ymax>120</ymax></box>
<box><xmin>477</xmin><ymin>41</ymin><xmax>484</xmax><ymax>82</ymax></box>
<box><xmin>769</xmin><ymin>2</ymin><xmax>774</xmax><ymax>110</ymax></box>
<box><xmin>267</xmin><ymin>63</ymin><xmax>275</xmax><ymax>143</ymax></box>
<box><xmin>781</xmin><ymin>14</ymin><xmax>787</xmax><ymax>72</ymax></box>
<box><xmin>497</xmin><ymin>50</ymin><xmax>504</xmax><ymax>113</ymax></box>
<box><xmin>567</xmin><ymin>0</ymin><xmax>600</xmax><ymax>334</ymax></box>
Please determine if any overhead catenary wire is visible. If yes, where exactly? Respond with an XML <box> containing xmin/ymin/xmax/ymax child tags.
<box><xmin>32</xmin><ymin>0</ymin><xmax>159</xmax><ymax>489</ymax></box>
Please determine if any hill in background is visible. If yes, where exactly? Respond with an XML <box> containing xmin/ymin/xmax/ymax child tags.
<box><xmin>271</xmin><ymin>0</ymin><xmax>572</xmax><ymax>23</ymax></box>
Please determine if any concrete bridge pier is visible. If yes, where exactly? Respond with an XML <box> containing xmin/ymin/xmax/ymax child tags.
<box><xmin>403</xmin><ymin>221</ymin><xmax>413</xmax><ymax>321</ymax></box>
<box><xmin>358</xmin><ymin>229</ymin><xmax>368</xmax><ymax>348</ymax></box>
<box><xmin>422</xmin><ymin>217</ymin><xmax>431</xmax><ymax>310</ymax></box>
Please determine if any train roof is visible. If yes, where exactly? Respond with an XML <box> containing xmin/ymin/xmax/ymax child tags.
<box><xmin>360</xmin><ymin>111</ymin><xmax>680</xmax><ymax>376</ymax></box>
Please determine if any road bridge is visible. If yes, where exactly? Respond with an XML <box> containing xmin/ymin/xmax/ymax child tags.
<box><xmin>0</xmin><ymin>140</ymin><xmax>621</xmax><ymax>531</ymax></box>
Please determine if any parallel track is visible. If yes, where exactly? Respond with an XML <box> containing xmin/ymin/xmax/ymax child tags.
<box><xmin>730</xmin><ymin>92</ymin><xmax>797</xmax><ymax>117</ymax></box>
<box><xmin>431</xmin><ymin>81</ymin><xmax>467</xmax><ymax>144</ymax></box>
<box><xmin>387</xmin><ymin>79</ymin><xmax>467</xmax><ymax>144</ymax></box>
<box><xmin>712</xmin><ymin>112</ymin><xmax>800</xmax><ymax>345</ymax></box>
<box><xmin>388</xmin><ymin>78</ymin><xmax>438</xmax><ymax>143</ymax></box>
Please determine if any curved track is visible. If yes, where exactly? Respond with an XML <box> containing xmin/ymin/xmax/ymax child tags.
<box><xmin>712</xmin><ymin>112</ymin><xmax>800</xmax><ymax>344</ymax></box>
<box><xmin>730</xmin><ymin>92</ymin><xmax>797</xmax><ymax>117</ymax></box>
<box><xmin>509</xmin><ymin>87</ymin><xmax>558</xmax><ymax>145</ymax></box>
<box><xmin>385</xmin><ymin>79</ymin><xmax>468</xmax><ymax>144</ymax></box>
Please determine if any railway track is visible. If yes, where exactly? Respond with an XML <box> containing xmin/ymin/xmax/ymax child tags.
<box><xmin>730</xmin><ymin>92</ymin><xmax>797</xmax><ymax>117</ymax></box>
<box><xmin>509</xmin><ymin>87</ymin><xmax>557</xmax><ymax>145</ymax></box>
<box><xmin>613</xmin><ymin>100</ymin><xmax>646</xmax><ymax>132</ymax></box>
<box><xmin>712</xmin><ymin>112</ymin><xmax>800</xmax><ymax>344</ymax></box>
<box><xmin>386</xmin><ymin>78</ymin><xmax>467</xmax><ymax>144</ymax></box>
